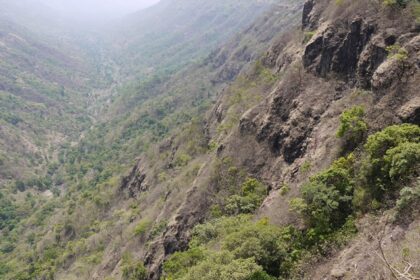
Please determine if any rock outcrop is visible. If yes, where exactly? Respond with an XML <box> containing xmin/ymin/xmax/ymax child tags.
<box><xmin>303</xmin><ymin>19</ymin><xmax>376</xmax><ymax>82</ymax></box>
<box><xmin>120</xmin><ymin>159</ymin><xmax>149</xmax><ymax>198</ymax></box>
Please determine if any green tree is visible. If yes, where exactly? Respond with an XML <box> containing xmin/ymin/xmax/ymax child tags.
<box><xmin>292</xmin><ymin>155</ymin><xmax>355</xmax><ymax>234</ymax></box>
<box><xmin>360</xmin><ymin>124</ymin><xmax>420</xmax><ymax>202</ymax></box>
<box><xmin>337</xmin><ymin>106</ymin><xmax>368</xmax><ymax>150</ymax></box>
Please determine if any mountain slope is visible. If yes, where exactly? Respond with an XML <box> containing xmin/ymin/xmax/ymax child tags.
<box><xmin>112</xmin><ymin>0</ymin><xmax>278</xmax><ymax>78</ymax></box>
<box><xmin>0</xmin><ymin>1</ymin><xmax>304</xmax><ymax>279</ymax></box>
<box><xmin>0</xmin><ymin>14</ymin><xmax>103</xmax><ymax>183</ymax></box>
<box><xmin>152</xmin><ymin>0</ymin><xmax>420</xmax><ymax>278</ymax></box>
<box><xmin>0</xmin><ymin>0</ymin><xmax>418</xmax><ymax>279</ymax></box>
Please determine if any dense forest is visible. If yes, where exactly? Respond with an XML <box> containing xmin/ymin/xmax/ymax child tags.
<box><xmin>0</xmin><ymin>0</ymin><xmax>419</xmax><ymax>279</ymax></box>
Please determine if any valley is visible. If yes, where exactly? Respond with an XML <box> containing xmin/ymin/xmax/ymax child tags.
<box><xmin>0</xmin><ymin>0</ymin><xmax>419</xmax><ymax>279</ymax></box>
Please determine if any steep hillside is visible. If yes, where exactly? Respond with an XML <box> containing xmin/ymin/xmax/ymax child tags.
<box><xmin>0</xmin><ymin>0</ymin><xmax>419</xmax><ymax>279</ymax></box>
<box><xmin>150</xmin><ymin>0</ymin><xmax>420</xmax><ymax>279</ymax></box>
<box><xmin>120</xmin><ymin>0</ymin><xmax>420</xmax><ymax>278</ymax></box>
<box><xmin>0</xmin><ymin>1</ymin><xmax>304</xmax><ymax>279</ymax></box>
<box><xmin>0</xmin><ymin>16</ymin><xmax>103</xmax><ymax>183</ymax></box>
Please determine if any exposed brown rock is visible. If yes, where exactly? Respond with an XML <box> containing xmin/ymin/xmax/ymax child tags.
<box><xmin>120</xmin><ymin>159</ymin><xmax>149</xmax><ymax>198</ymax></box>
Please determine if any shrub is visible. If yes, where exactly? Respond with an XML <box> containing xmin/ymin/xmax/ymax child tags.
<box><xmin>133</xmin><ymin>220</ymin><xmax>151</xmax><ymax>237</ymax></box>
<box><xmin>279</xmin><ymin>184</ymin><xmax>290</xmax><ymax>196</ymax></box>
<box><xmin>208</xmin><ymin>140</ymin><xmax>219</xmax><ymax>152</ymax></box>
<box><xmin>361</xmin><ymin>124</ymin><xmax>420</xmax><ymax>200</ymax></box>
<box><xmin>223</xmin><ymin>178</ymin><xmax>268</xmax><ymax>215</ymax></box>
<box><xmin>248</xmin><ymin>271</ymin><xmax>276</xmax><ymax>280</ymax></box>
<box><xmin>163</xmin><ymin>247</ymin><xmax>207</xmax><ymax>279</ymax></box>
<box><xmin>0</xmin><ymin>193</ymin><xmax>19</xmax><ymax>231</ymax></box>
<box><xmin>15</xmin><ymin>180</ymin><xmax>26</xmax><ymax>192</ymax></box>
<box><xmin>386</xmin><ymin>44</ymin><xmax>408</xmax><ymax>61</ymax></box>
<box><xmin>175</xmin><ymin>216</ymin><xmax>301</xmax><ymax>279</ymax></box>
<box><xmin>149</xmin><ymin>220</ymin><xmax>168</xmax><ymax>239</ymax></box>
<box><xmin>337</xmin><ymin>106</ymin><xmax>368</xmax><ymax>150</ymax></box>
<box><xmin>365</xmin><ymin>124</ymin><xmax>420</xmax><ymax>159</ymax></box>
<box><xmin>191</xmin><ymin>215</ymin><xmax>253</xmax><ymax>247</ymax></box>
<box><xmin>122</xmin><ymin>262</ymin><xmax>147</xmax><ymax>280</ymax></box>
<box><xmin>303</xmin><ymin>31</ymin><xmax>316</xmax><ymax>43</ymax></box>
<box><xmin>295</xmin><ymin>155</ymin><xmax>355</xmax><ymax>233</ymax></box>
<box><xmin>300</xmin><ymin>161</ymin><xmax>312</xmax><ymax>174</ymax></box>
<box><xmin>412</xmin><ymin>1</ymin><xmax>420</xmax><ymax>23</ymax></box>
<box><xmin>395</xmin><ymin>183</ymin><xmax>420</xmax><ymax>218</ymax></box>
<box><xmin>181</xmin><ymin>251</ymin><xmax>266</xmax><ymax>280</ymax></box>
<box><xmin>384</xmin><ymin>142</ymin><xmax>420</xmax><ymax>180</ymax></box>
<box><xmin>0</xmin><ymin>241</ymin><xmax>16</xmax><ymax>254</ymax></box>
<box><xmin>174</xmin><ymin>153</ymin><xmax>192</xmax><ymax>167</ymax></box>
<box><xmin>221</xmin><ymin>221</ymin><xmax>299</xmax><ymax>277</ymax></box>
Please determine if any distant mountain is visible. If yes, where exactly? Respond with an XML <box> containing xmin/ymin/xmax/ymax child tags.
<box><xmin>0</xmin><ymin>3</ymin><xmax>102</xmax><ymax>182</ymax></box>
<box><xmin>111</xmin><ymin>0</ymin><xmax>278</xmax><ymax>78</ymax></box>
<box><xmin>38</xmin><ymin>0</ymin><xmax>160</xmax><ymax>20</ymax></box>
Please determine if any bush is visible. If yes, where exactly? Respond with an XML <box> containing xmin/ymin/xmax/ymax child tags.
<box><xmin>337</xmin><ymin>106</ymin><xmax>368</xmax><ymax>150</ymax></box>
<box><xmin>223</xmin><ymin>178</ymin><xmax>267</xmax><ymax>215</ymax></box>
<box><xmin>300</xmin><ymin>161</ymin><xmax>312</xmax><ymax>174</ymax></box>
<box><xmin>221</xmin><ymin>221</ymin><xmax>298</xmax><ymax>277</ymax></box>
<box><xmin>303</xmin><ymin>31</ymin><xmax>316</xmax><ymax>43</ymax></box>
<box><xmin>296</xmin><ymin>155</ymin><xmax>355</xmax><ymax>233</ymax></box>
<box><xmin>279</xmin><ymin>184</ymin><xmax>290</xmax><ymax>196</ymax></box>
<box><xmin>149</xmin><ymin>220</ymin><xmax>168</xmax><ymax>240</ymax></box>
<box><xmin>134</xmin><ymin>220</ymin><xmax>151</xmax><ymax>237</ymax></box>
<box><xmin>0</xmin><ymin>241</ymin><xmax>16</xmax><ymax>254</ymax></box>
<box><xmin>174</xmin><ymin>153</ymin><xmax>192</xmax><ymax>167</ymax></box>
<box><xmin>0</xmin><ymin>193</ymin><xmax>18</xmax><ymax>231</ymax></box>
<box><xmin>15</xmin><ymin>180</ymin><xmax>26</xmax><ymax>192</ymax></box>
<box><xmin>163</xmin><ymin>247</ymin><xmax>207</xmax><ymax>279</ymax></box>
<box><xmin>395</xmin><ymin>183</ymin><xmax>420</xmax><ymax>218</ymax></box>
<box><xmin>122</xmin><ymin>262</ymin><xmax>147</xmax><ymax>280</ymax></box>
<box><xmin>181</xmin><ymin>251</ymin><xmax>267</xmax><ymax>280</ymax></box>
<box><xmin>168</xmin><ymin>216</ymin><xmax>301</xmax><ymax>279</ymax></box>
<box><xmin>190</xmin><ymin>215</ymin><xmax>253</xmax><ymax>247</ymax></box>
<box><xmin>384</xmin><ymin>142</ymin><xmax>420</xmax><ymax>180</ymax></box>
<box><xmin>386</xmin><ymin>45</ymin><xmax>408</xmax><ymax>61</ymax></box>
<box><xmin>365</xmin><ymin>124</ymin><xmax>420</xmax><ymax>159</ymax></box>
<box><xmin>361</xmin><ymin>124</ymin><xmax>420</xmax><ymax>201</ymax></box>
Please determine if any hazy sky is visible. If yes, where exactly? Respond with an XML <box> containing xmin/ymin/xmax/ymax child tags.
<box><xmin>39</xmin><ymin>0</ymin><xmax>160</xmax><ymax>20</ymax></box>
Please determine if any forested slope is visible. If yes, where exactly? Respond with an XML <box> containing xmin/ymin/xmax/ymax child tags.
<box><xmin>0</xmin><ymin>3</ymin><xmax>104</xmax><ymax>183</ymax></box>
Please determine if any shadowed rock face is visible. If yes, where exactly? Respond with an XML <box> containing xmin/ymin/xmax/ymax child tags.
<box><xmin>254</xmin><ymin>84</ymin><xmax>313</xmax><ymax>164</ymax></box>
<box><xmin>303</xmin><ymin>18</ymin><xmax>377</xmax><ymax>83</ymax></box>
<box><xmin>120</xmin><ymin>160</ymin><xmax>148</xmax><ymax>198</ymax></box>
<box><xmin>302</xmin><ymin>0</ymin><xmax>315</xmax><ymax>29</ymax></box>
<box><xmin>357</xmin><ymin>41</ymin><xmax>388</xmax><ymax>88</ymax></box>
